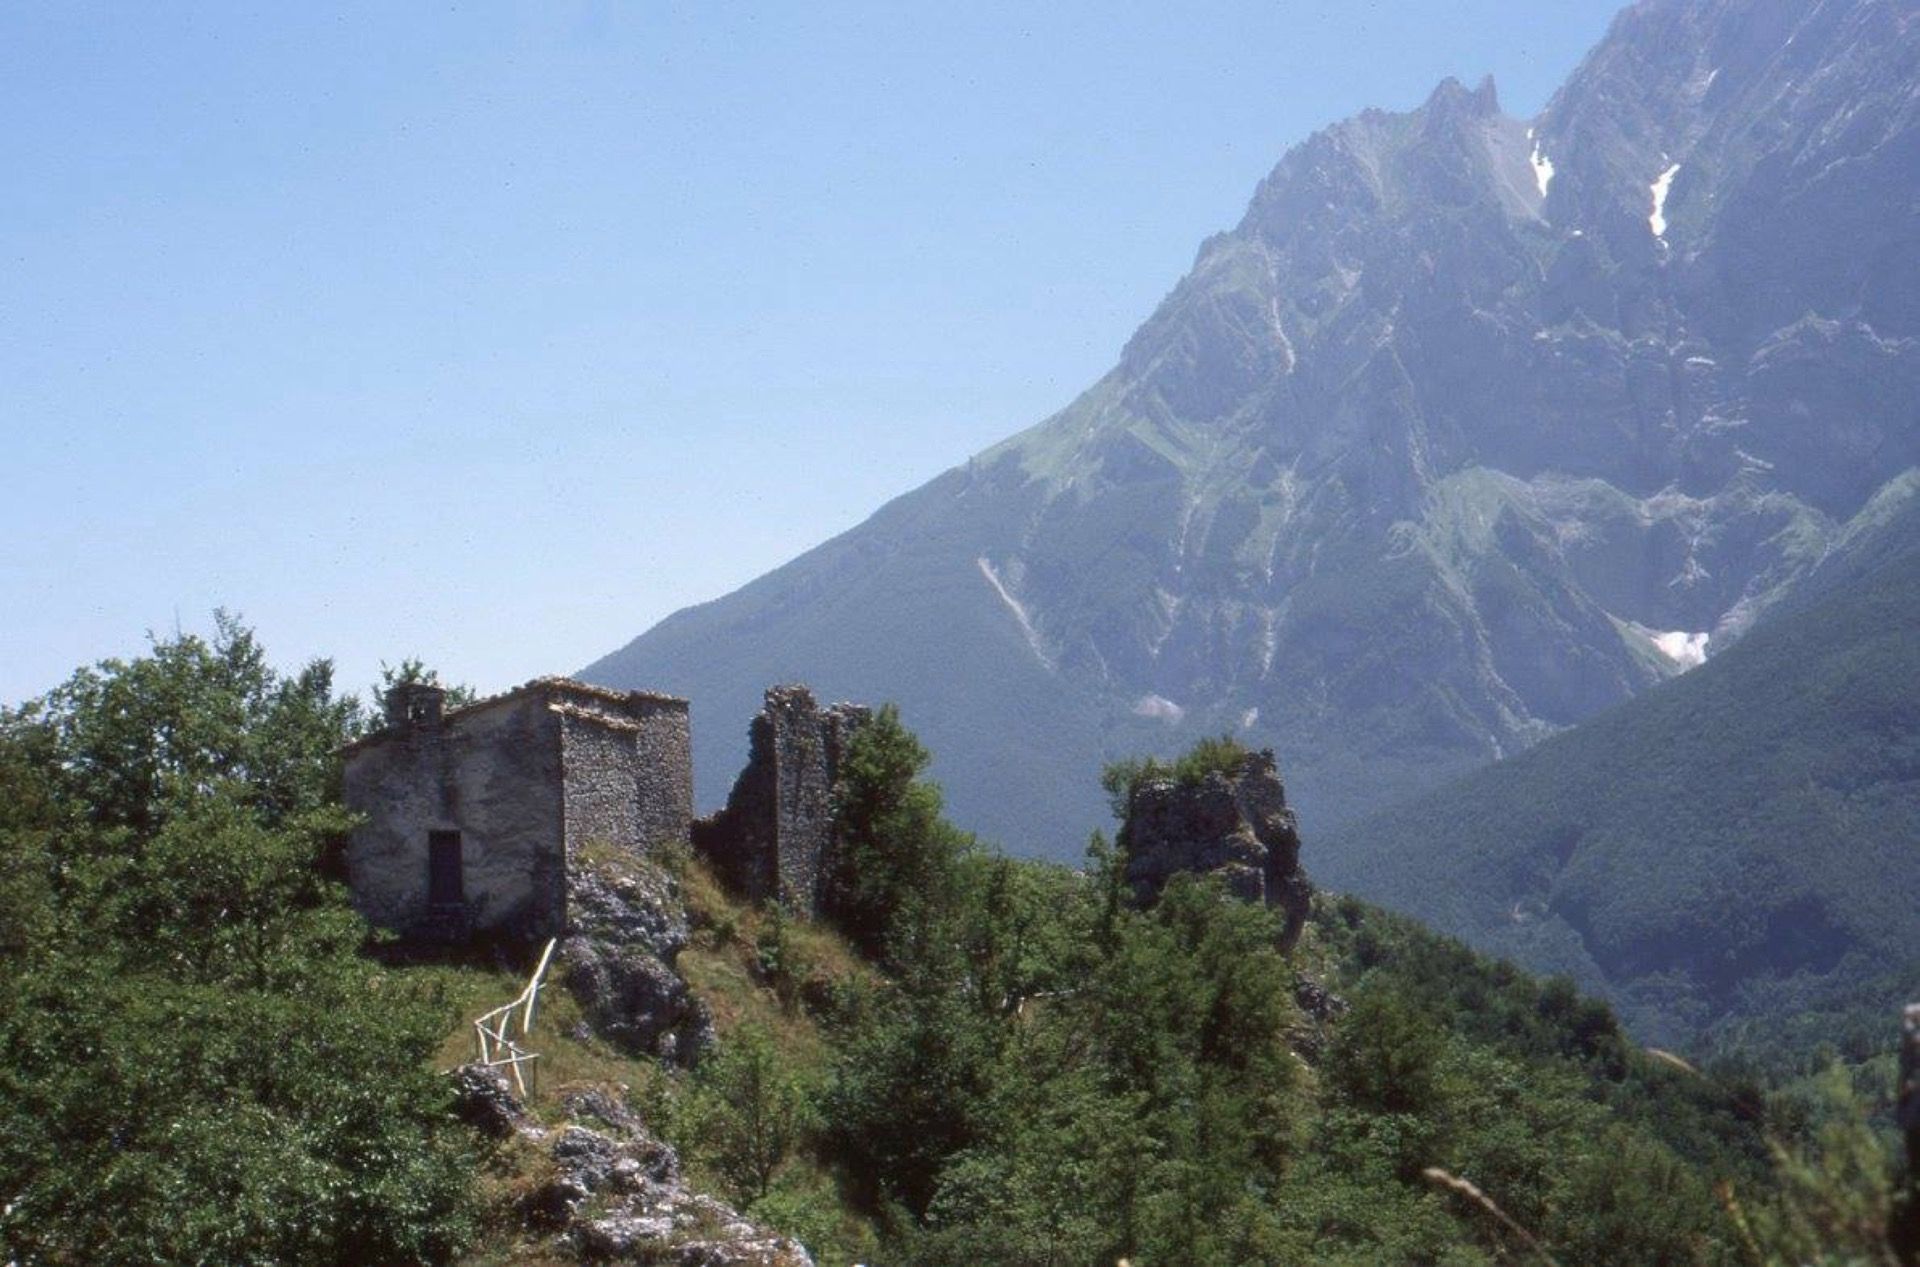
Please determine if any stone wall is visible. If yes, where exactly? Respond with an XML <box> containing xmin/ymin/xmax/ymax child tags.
<box><xmin>560</xmin><ymin>709</ymin><xmax>642</xmax><ymax>861</ymax></box>
<box><xmin>630</xmin><ymin>695</ymin><xmax>694</xmax><ymax>852</ymax></box>
<box><xmin>1121</xmin><ymin>748</ymin><xmax>1313</xmax><ymax>950</ymax></box>
<box><xmin>557</xmin><ymin>690</ymin><xmax>692</xmax><ymax>859</ymax></box>
<box><xmin>344</xmin><ymin>679</ymin><xmax>694</xmax><ymax>945</ymax></box>
<box><xmin>694</xmin><ymin>685</ymin><xmax>869</xmax><ymax>914</ymax></box>
<box><xmin>344</xmin><ymin>690</ymin><xmax>568</xmax><ymax>941</ymax></box>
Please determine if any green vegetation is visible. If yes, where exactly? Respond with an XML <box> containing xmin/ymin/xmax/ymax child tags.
<box><xmin>690</xmin><ymin>724</ymin><xmax>1907</xmax><ymax>1264</ymax></box>
<box><xmin>0</xmin><ymin>615</ymin><xmax>474</xmax><ymax>1266</ymax></box>
<box><xmin>3</xmin><ymin>620</ymin><xmax>1913</xmax><ymax>1266</ymax></box>
<box><xmin>1100</xmin><ymin>732</ymin><xmax>1252</xmax><ymax>816</ymax></box>
<box><xmin>1321</xmin><ymin>544</ymin><xmax>1920</xmax><ymax>1056</ymax></box>
<box><xmin>374</xmin><ymin>656</ymin><xmax>478</xmax><ymax>711</ymax></box>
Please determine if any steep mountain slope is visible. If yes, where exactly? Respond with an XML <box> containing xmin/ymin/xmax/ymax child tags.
<box><xmin>1318</xmin><ymin>520</ymin><xmax>1920</xmax><ymax>1052</ymax></box>
<box><xmin>588</xmin><ymin>0</ymin><xmax>1920</xmax><ymax>858</ymax></box>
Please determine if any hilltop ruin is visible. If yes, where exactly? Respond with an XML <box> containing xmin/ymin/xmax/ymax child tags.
<box><xmin>342</xmin><ymin>678</ymin><xmax>865</xmax><ymax>945</ymax></box>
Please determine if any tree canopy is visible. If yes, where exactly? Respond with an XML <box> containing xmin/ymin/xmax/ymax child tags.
<box><xmin>0</xmin><ymin>616</ymin><xmax>474</xmax><ymax>1266</ymax></box>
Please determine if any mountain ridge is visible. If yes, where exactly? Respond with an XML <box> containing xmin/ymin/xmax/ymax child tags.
<box><xmin>587</xmin><ymin>0</ymin><xmax>1920</xmax><ymax>859</ymax></box>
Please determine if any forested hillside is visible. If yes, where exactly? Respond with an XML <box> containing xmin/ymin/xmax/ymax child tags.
<box><xmin>0</xmin><ymin>618</ymin><xmax>474</xmax><ymax>1263</ymax></box>
<box><xmin>1322</xmin><ymin>538</ymin><xmax>1920</xmax><ymax>1054</ymax></box>
<box><xmin>4</xmin><ymin>621</ymin><xmax>1912</xmax><ymax>1264</ymax></box>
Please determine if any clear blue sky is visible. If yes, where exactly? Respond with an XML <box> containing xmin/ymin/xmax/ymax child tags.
<box><xmin>0</xmin><ymin>0</ymin><xmax>1622</xmax><ymax>705</ymax></box>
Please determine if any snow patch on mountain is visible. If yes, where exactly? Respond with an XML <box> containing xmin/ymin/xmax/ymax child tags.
<box><xmin>1651</xmin><ymin>629</ymin><xmax>1710</xmax><ymax>668</ymax></box>
<box><xmin>1650</xmin><ymin>163</ymin><xmax>1682</xmax><ymax>237</ymax></box>
<box><xmin>1133</xmin><ymin>694</ymin><xmax>1186</xmax><ymax>723</ymax></box>
<box><xmin>1529</xmin><ymin>138</ymin><xmax>1555</xmax><ymax>198</ymax></box>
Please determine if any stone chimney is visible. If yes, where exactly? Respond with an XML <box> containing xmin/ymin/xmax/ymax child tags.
<box><xmin>384</xmin><ymin>682</ymin><xmax>446</xmax><ymax>732</ymax></box>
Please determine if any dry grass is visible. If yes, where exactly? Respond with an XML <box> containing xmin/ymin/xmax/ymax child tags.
<box><xmin>403</xmin><ymin>854</ymin><xmax>879</xmax><ymax>1265</ymax></box>
<box><xmin>674</xmin><ymin>858</ymin><xmax>870</xmax><ymax>1067</ymax></box>
<box><xmin>1422</xmin><ymin>1167</ymin><xmax>1562</xmax><ymax>1267</ymax></box>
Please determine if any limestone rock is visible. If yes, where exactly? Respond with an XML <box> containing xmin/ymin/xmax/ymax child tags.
<box><xmin>562</xmin><ymin>857</ymin><xmax>714</xmax><ymax>1064</ymax></box>
<box><xmin>1122</xmin><ymin>748</ymin><xmax>1313</xmax><ymax>948</ymax></box>
<box><xmin>523</xmin><ymin>1086</ymin><xmax>812</xmax><ymax>1266</ymax></box>
<box><xmin>450</xmin><ymin>1062</ymin><xmax>529</xmax><ymax>1139</ymax></box>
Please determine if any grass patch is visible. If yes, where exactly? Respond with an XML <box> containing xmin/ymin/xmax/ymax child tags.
<box><xmin>410</xmin><ymin>853</ymin><xmax>880</xmax><ymax>1264</ymax></box>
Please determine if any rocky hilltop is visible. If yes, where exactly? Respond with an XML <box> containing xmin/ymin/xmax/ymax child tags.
<box><xmin>1121</xmin><ymin>748</ymin><xmax>1313</xmax><ymax>950</ymax></box>
<box><xmin>587</xmin><ymin>0</ymin><xmax>1920</xmax><ymax>857</ymax></box>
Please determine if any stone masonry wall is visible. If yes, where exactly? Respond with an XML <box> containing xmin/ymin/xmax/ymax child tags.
<box><xmin>557</xmin><ymin>687</ymin><xmax>693</xmax><ymax>862</ymax></box>
<box><xmin>629</xmin><ymin>695</ymin><xmax>694</xmax><ymax>853</ymax></box>
<box><xmin>344</xmin><ymin>693</ymin><xmax>567</xmax><ymax>941</ymax></box>
<box><xmin>694</xmin><ymin>685</ymin><xmax>868</xmax><ymax>914</ymax></box>
<box><xmin>560</xmin><ymin>709</ymin><xmax>643</xmax><ymax>861</ymax></box>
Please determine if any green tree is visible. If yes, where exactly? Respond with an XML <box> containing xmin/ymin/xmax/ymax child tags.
<box><xmin>370</xmin><ymin>657</ymin><xmax>477</xmax><ymax>724</ymax></box>
<box><xmin>0</xmin><ymin>618</ymin><xmax>474</xmax><ymax>1267</ymax></box>
<box><xmin>1328</xmin><ymin>983</ymin><xmax>1448</xmax><ymax>1116</ymax></box>
<box><xmin>686</xmin><ymin>1024</ymin><xmax>818</xmax><ymax>1205</ymax></box>
<box><xmin>826</xmin><ymin>703</ymin><xmax>969</xmax><ymax>969</ymax></box>
<box><xmin>1544</xmin><ymin>1126</ymin><xmax>1725</xmax><ymax>1267</ymax></box>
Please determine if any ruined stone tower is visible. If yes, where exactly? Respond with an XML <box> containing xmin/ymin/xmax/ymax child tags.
<box><xmin>693</xmin><ymin>685</ymin><xmax>870</xmax><ymax>915</ymax></box>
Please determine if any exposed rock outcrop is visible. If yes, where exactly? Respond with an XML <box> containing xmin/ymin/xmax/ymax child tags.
<box><xmin>562</xmin><ymin>856</ymin><xmax>714</xmax><ymax>1064</ymax></box>
<box><xmin>451</xmin><ymin>1061</ymin><xmax>531</xmax><ymax>1139</ymax></box>
<box><xmin>454</xmin><ymin>1070</ymin><xmax>811</xmax><ymax>1266</ymax></box>
<box><xmin>547</xmin><ymin>1087</ymin><xmax>812</xmax><ymax>1266</ymax></box>
<box><xmin>693</xmin><ymin>686</ymin><xmax>868</xmax><ymax>916</ymax></box>
<box><xmin>1121</xmin><ymin>748</ymin><xmax>1313</xmax><ymax>949</ymax></box>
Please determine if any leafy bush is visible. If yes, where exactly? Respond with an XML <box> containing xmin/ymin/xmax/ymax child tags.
<box><xmin>0</xmin><ymin>617</ymin><xmax>474</xmax><ymax>1266</ymax></box>
<box><xmin>681</xmin><ymin>1024</ymin><xmax>820</xmax><ymax>1205</ymax></box>
<box><xmin>1098</xmin><ymin>733</ymin><xmax>1251</xmax><ymax>819</ymax></box>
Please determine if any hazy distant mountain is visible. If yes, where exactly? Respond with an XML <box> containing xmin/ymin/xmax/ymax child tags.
<box><xmin>587</xmin><ymin>0</ymin><xmax>1920</xmax><ymax>857</ymax></box>
<box><xmin>1318</xmin><ymin>491</ymin><xmax>1920</xmax><ymax>1051</ymax></box>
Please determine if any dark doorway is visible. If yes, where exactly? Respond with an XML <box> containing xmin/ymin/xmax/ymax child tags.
<box><xmin>428</xmin><ymin>830</ymin><xmax>464</xmax><ymax>905</ymax></box>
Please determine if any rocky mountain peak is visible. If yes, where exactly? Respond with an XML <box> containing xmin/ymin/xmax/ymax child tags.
<box><xmin>587</xmin><ymin>0</ymin><xmax>1920</xmax><ymax>857</ymax></box>
<box><xmin>1423</xmin><ymin>72</ymin><xmax>1503</xmax><ymax>120</ymax></box>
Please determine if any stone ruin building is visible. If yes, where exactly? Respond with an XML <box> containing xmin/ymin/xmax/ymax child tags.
<box><xmin>1120</xmin><ymin>747</ymin><xmax>1314</xmax><ymax>950</ymax></box>
<box><xmin>694</xmin><ymin>685</ymin><xmax>869</xmax><ymax>913</ymax></box>
<box><xmin>342</xmin><ymin>678</ymin><xmax>694</xmax><ymax>942</ymax></box>
<box><xmin>345</xmin><ymin>673</ymin><xmax>1306</xmax><ymax>957</ymax></box>
<box><xmin>343</xmin><ymin>678</ymin><xmax>865</xmax><ymax>945</ymax></box>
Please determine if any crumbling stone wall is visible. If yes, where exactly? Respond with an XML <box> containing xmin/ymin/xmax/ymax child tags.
<box><xmin>1121</xmin><ymin>748</ymin><xmax>1314</xmax><ymax>950</ymax></box>
<box><xmin>694</xmin><ymin>685</ymin><xmax>869</xmax><ymax>914</ymax></box>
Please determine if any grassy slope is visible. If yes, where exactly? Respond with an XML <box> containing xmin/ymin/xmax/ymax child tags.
<box><xmin>410</xmin><ymin>857</ymin><xmax>880</xmax><ymax>1267</ymax></box>
<box><xmin>1318</xmin><ymin>541</ymin><xmax>1920</xmax><ymax>1053</ymax></box>
<box><xmin>395</xmin><ymin>826</ymin><xmax>1855</xmax><ymax>1266</ymax></box>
